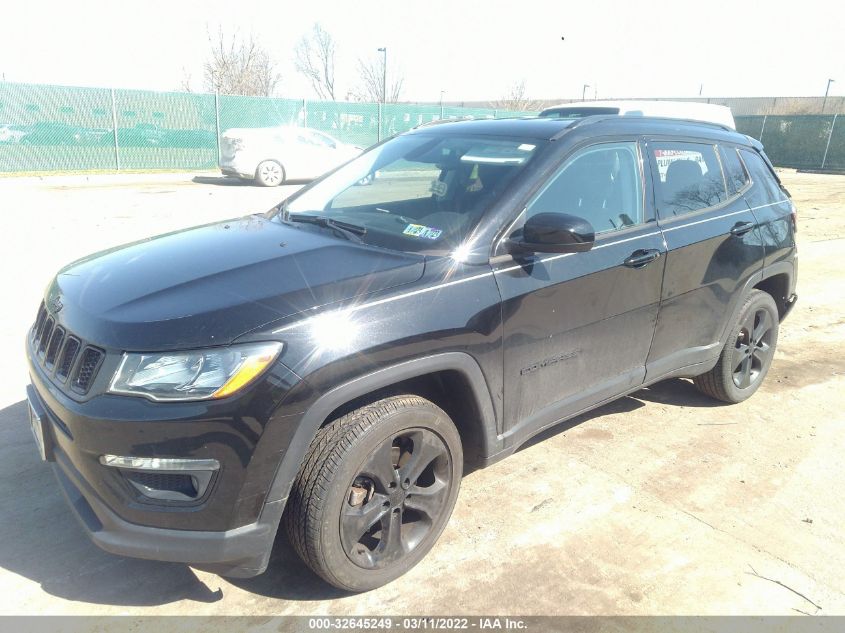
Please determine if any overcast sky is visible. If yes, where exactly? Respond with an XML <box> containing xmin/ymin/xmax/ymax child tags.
<box><xmin>2</xmin><ymin>0</ymin><xmax>842</xmax><ymax>102</ymax></box>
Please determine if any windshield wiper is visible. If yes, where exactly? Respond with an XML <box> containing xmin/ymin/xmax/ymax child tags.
<box><xmin>285</xmin><ymin>213</ymin><xmax>367</xmax><ymax>244</ymax></box>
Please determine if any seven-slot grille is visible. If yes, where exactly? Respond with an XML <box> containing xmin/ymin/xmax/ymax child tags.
<box><xmin>31</xmin><ymin>301</ymin><xmax>104</xmax><ymax>395</ymax></box>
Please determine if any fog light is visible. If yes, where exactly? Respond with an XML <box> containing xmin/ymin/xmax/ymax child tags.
<box><xmin>100</xmin><ymin>454</ymin><xmax>219</xmax><ymax>502</ymax></box>
<box><xmin>99</xmin><ymin>455</ymin><xmax>220</xmax><ymax>471</ymax></box>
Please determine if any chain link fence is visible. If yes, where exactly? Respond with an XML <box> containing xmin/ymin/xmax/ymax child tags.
<box><xmin>0</xmin><ymin>81</ymin><xmax>842</xmax><ymax>173</ymax></box>
<box><xmin>735</xmin><ymin>114</ymin><xmax>843</xmax><ymax>170</ymax></box>
<box><xmin>0</xmin><ymin>82</ymin><xmax>533</xmax><ymax>173</ymax></box>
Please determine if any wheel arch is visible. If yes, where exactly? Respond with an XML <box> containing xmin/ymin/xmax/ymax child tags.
<box><xmin>264</xmin><ymin>352</ymin><xmax>500</xmax><ymax>505</ymax></box>
<box><xmin>753</xmin><ymin>266</ymin><xmax>794</xmax><ymax>319</ymax></box>
<box><xmin>717</xmin><ymin>261</ymin><xmax>794</xmax><ymax>348</ymax></box>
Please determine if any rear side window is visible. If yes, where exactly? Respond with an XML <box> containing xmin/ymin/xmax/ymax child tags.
<box><xmin>739</xmin><ymin>149</ymin><xmax>783</xmax><ymax>204</ymax></box>
<box><xmin>649</xmin><ymin>142</ymin><xmax>727</xmax><ymax>217</ymax></box>
<box><xmin>719</xmin><ymin>146</ymin><xmax>749</xmax><ymax>195</ymax></box>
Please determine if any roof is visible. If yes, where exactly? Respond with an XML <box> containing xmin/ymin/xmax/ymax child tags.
<box><xmin>408</xmin><ymin>115</ymin><xmax>748</xmax><ymax>144</ymax></box>
<box><xmin>540</xmin><ymin>99</ymin><xmax>732</xmax><ymax>113</ymax></box>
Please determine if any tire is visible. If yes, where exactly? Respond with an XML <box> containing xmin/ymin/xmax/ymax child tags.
<box><xmin>693</xmin><ymin>290</ymin><xmax>779</xmax><ymax>403</ymax></box>
<box><xmin>284</xmin><ymin>395</ymin><xmax>463</xmax><ymax>592</ymax></box>
<box><xmin>255</xmin><ymin>160</ymin><xmax>285</xmax><ymax>187</ymax></box>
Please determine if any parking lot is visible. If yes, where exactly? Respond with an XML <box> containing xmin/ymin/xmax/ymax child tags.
<box><xmin>0</xmin><ymin>170</ymin><xmax>843</xmax><ymax>616</ymax></box>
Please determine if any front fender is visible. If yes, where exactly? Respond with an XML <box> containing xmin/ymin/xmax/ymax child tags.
<box><xmin>263</xmin><ymin>351</ymin><xmax>500</xmax><ymax>507</ymax></box>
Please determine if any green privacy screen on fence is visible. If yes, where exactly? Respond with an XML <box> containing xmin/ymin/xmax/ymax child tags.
<box><xmin>0</xmin><ymin>81</ymin><xmax>533</xmax><ymax>173</ymax></box>
<box><xmin>734</xmin><ymin>114</ymin><xmax>840</xmax><ymax>170</ymax></box>
<box><xmin>0</xmin><ymin>80</ymin><xmax>841</xmax><ymax>173</ymax></box>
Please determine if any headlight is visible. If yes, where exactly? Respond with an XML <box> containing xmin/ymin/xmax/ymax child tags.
<box><xmin>108</xmin><ymin>342</ymin><xmax>283</xmax><ymax>401</ymax></box>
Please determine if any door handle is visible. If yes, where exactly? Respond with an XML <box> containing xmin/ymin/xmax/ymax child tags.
<box><xmin>730</xmin><ymin>221</ymin><xmax>756</xmax><ymax>237</ymax></box>
<box><xmin>623</xmin><ymin>248</ymin><xmax>661</xmax><ymax>268</ymax></box>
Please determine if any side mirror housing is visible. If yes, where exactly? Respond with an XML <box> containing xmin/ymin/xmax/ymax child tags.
<box><xmin>508</xmin><ymin>212</ymin><xmax>596</xmax><ymax>254</ymax></box>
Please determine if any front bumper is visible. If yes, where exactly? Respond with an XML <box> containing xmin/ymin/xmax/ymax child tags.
<box><xmin>26</xmin><ymin>347</ymin><xmax>307</xmax><ymax>577</ymax></box>
<box><xmin>26</xmin><ymin>381</ymin><xmax>287</xmax><ymax>577</ymax></box>
<box><xmin>52</xmin><ymin>432</ymin><xmax>284</xmax><ymax>577</ymax></box>
<box><xmin>219</xmin><ymin>156</ymin><xmax>258</xmax><ymax>180</ymax></box>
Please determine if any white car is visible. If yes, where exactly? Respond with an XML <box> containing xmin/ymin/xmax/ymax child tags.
<box><xmin>539</xmin><ymin>100</ymin><xmax>736</xmax><ymax>129</ymax></box>
<box><xmin>219</xmin><ymin>126</ymin><xmax>362</xmax><ymax>186</ymax></box>
<box><xmin>0</xmin><ymin>123</ymin><xmax>28</xmax><ymax>144</ymax></box>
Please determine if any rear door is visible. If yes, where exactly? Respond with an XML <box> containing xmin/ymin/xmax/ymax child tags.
<box><xmin>494</xmin><ymin>139</ymin><xmax>666</xmax><ymax>443</ymax></box>
<box><xmin>644</xmin><ymin>139</ymin><xmax>765</xmax><ymax>380</ymax></box>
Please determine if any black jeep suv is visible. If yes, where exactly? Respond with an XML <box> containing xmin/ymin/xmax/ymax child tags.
<box><xmin>26</xmin><ymin>116</ymin><xmax>797</xmax><ymax>591</ymax></box>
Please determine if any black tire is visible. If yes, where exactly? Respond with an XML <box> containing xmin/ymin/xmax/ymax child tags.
<box><xmin>255</xmin><ymin>160</ymin><xmax>285</xmax><ymax>187</ymax></box>
<box><xmin>284</xmin><ymin>395</ymin><xmax>463</xmax><ymax>592</ymax></box>
<box><xmin>693</xmin><ymin>290</ymin><xmax>779</xmax><ymax>403</ymax></box>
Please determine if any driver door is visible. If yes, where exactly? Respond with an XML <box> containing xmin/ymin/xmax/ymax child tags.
<box><xmin>494</xmin><ymin>140</ymin><xmax>666</xmax><ymax>442</ymax></box>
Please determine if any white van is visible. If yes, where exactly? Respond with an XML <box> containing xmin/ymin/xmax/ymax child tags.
<box><xmin>538</xmin><ymin>100</ymin><xmax>735</xmax><ymax>129</ymax></box>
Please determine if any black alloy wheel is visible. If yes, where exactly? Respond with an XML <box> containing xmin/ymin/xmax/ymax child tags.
<box><xmin>732</xmin><ymin>307</ymin><xmax>774</xmax><ymax>389</ymax></box>
<box><xmin>694</xmin><ymin>289</ymin><xmax>780</xmax><ymax>403</ymax></box>
<box><xmin>285</xmin><ymin>395</ymin><xmax>463</xmax><ymax>592</ymax></box>
<box><xmin>341</xmin><ymin>428</ymin><xmax>452</xmax><ymax>570</ymax></box>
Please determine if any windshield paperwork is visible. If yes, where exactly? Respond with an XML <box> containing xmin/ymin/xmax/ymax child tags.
<box><xmin>274</xmin><ymin>132</ymin><xmax>545</xmax><ymax>254</ymax></box>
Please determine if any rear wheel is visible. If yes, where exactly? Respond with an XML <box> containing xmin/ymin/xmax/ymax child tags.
<box><xmin>285</xmin><ymin>395</ymin><xmax>462</xmax><ymax>592</ymax></box>
<box><xmin>255</xmin><ymin>160</ymin><xmax>285</xmax><ymax>187</ymax></box>
<box><xmin>694</xmin><ymin>290</ymin><xmax>779</xmax><ymax>403</ymax></box>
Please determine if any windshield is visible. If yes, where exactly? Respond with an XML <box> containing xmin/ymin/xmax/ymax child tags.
<box><xmin>274</xmin><ymin>132</ymin><xmax>546</xmax><ymax>254</ymax></box>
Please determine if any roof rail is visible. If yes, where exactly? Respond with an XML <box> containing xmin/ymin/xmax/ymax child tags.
<box><xmin>549</xmin><ymin>114</ymin><xmax>735</xmax><ymax>140</ymax></box>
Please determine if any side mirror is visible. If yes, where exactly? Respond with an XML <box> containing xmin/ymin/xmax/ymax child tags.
<box><xmin>508</xmin><ymin>213</ymin><xmax>595</xmax><ymax>254</ymax></box>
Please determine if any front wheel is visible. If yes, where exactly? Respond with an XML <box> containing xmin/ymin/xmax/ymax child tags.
<box><xmin>255</xmin><ymin>160</ymin><xmax>285</xmax><ymax>187</ymax></box>
<box><xmin>693</xmin><ymin>290</ymin><xmax>779</xmax><ymax>403</ymax></box>
<box><xmin>285</xmin><ymin>395</ymin><xmax>463</xmax><ymax>592</ymax></box>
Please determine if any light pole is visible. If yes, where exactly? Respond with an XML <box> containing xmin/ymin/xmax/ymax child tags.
<box><xmin>582</xmin><ymin>84</ymin><xmax>590</xmax><ymax>102</ymax></box>
<box><xmin>377</xmin><ymin>47</ymin><xmax>387</xmax><ymax>103</ymax></box>
<box><xmin>440</xmin><ymin>90</ymin><xmax>445</xmax><ymax>119</ymax></box>
<box><xmin>823</xmin><ymin>78</ymin><xmax>835</xmax><ymax>112</ymax></box>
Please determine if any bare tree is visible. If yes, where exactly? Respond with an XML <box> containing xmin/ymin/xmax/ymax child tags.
<box><xmin>203</xmin><ymin>27</ymin><xmax>282</xmax><ymax>96</ymax></box>
<box><xmin>354</xmin><ymin>55</ymin><xmax>404</xmax><ymax>103</ymax></box>
<box><xmin>178</xmin><ymin>67</ymin><xmax>194</xmax><ymax>93</ymax></box>
<box><xmin>294</xmin><ymin>23</ymin><xmax>337</xmax><ymax>101</ymax></box>
<box><xmin>491</xmin><ymin>80</ymin><xmax>542</xmax><ymax>112</ymax></box>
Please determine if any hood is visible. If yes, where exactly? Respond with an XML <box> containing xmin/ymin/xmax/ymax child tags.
<box><xmin>48</xmin><ymin>215</ymin><xmax>424</xmax><ymax>351</ymax></box>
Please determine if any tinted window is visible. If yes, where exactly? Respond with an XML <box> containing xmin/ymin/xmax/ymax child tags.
<box><xmin>526</xmin><ymin>141</ymin><xmax>643</xmax><ymax>234</ymax></box>
<box><xmin>650</xmin><ymin>142</ymin><xmax>727</xmax><ymax>217</ymax></box>
<box><xmin>719</xmin><ymin>146</ymin><xmax>748</xmax><ymax>195</ymax></box>
<box><xmin>739</xmin><ymin>149</ymin><xmax>783</xmax><ymax>203</ymax></box>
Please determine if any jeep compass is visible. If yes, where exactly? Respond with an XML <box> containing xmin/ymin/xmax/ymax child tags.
<box><xmin>26</xmin><ymin>115</ymin><xmax>797</xmax><ymax>591</ymax></box>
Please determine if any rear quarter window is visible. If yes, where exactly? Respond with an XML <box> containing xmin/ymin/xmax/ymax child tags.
<box><xmin>739</xmin><ymin>149</ymin><xmax>784</xmax><ymax>205</ymax></box>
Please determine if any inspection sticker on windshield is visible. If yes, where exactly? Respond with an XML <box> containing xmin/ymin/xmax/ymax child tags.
<box><xmin>403</xmin><ymin>224</ymin><xmax>442</xmax><ymax>240</ymax></box>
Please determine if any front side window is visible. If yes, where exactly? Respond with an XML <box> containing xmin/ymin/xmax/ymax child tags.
<box><xmin>523</xmin><ymin>141</ymin><xmax>643</xmax><ymax>235</ymax></box>
<box><xmin>279</xmin><ymin>133</ymin><xmax>545</xmax><ymax>254</ymax></box>
<box><xmin>650</xmin><ymin>142</ymin><xmax>727</xmax><ymax>217</ymax></box>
